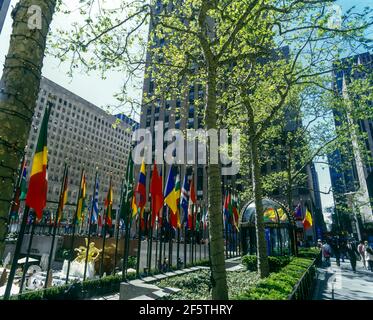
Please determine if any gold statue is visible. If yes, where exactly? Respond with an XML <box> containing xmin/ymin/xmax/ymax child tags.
<box><xmin>74</xmin><ymin>238</ymin><xmax>102</xmax><ymax>263</ymax></box>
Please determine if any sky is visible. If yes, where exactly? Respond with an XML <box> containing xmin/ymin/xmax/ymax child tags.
<box><xmin>0</xmin><ymin>0</ymin><xmax>372</xmax><ymax>224</ymax></box>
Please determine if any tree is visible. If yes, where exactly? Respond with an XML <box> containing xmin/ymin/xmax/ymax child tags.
<box><xmin>52</xmin><ymin>0</ymin><xmax>372</xmax><ymax>298</ymax></box>
<box><xmin>0</xmin><ymin>0</ymin><xmax>57</xmax><ymax>259</ymax></box>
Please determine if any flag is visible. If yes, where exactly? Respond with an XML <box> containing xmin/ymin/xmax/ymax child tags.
<box><xmin>57</xmin><ymin>167</ymin><xmax>69</xmax><ymax>223</ymax></box>
<box><xmin>188</xmin><ymin>174</ymin><xmax>196</xmax><ymax>230</ymax></box>
<box><xmin>98</xmin><ymin>209</ymin><xmax>102</xmax><ymax>228</ymax></box>
<box><xmin>10</xmin><ymin>160</ymin><xmax>27</xmax><ymax>219</ymax></box>
<box><xmin>135</xmin><ymin>160</ymin><xmax>147</xmax><ymax>209</ymax></box>
<box><xmin>223</xmin><ymin>191</ymin><xmax>232</xmax><ymax>224</ymax></box>
<box><xmin>232</xmin><ymin>194</ymin><xmax>240</xmax><ymax>230</ymax></box>
<box><xmin>180</xmin><ymin>175</ymin><xmax>190</xmax><ymax>229</ymax></box>
<box><xmin>105</xmin><ymin>178</ymin><xmax>113</xmax><ymax>228</ymax></box>
<box><xmin>164</xmin><ymin>167</ymin><xmax>179</xmax><ymax>229</ymax></box>
<box><xmin>203</xmin><ymin>207</ymin><xmax>208</xmax><ymax>230</ymax></box>
<box><xmin>92</xmin><ymin>179</ymin><xmax>99</xmax><ymax>224</ymax></box>
<box><xmin>26</xmin><ymin>107</ymin><xmax>51</xmax><ymax>220</ymax></box>
<box><xmin>294</xmin><ymin>203</ymin><xmax>302</xmax><ymax>220</ymax></box>
<box><xmin>77</xmin><ymin>172</ymin><xmax>87</xmax><ymax>224</ymax></box>
<box><xmin>135</xmin><ymin>160</ymin><xmax>146</xmax><ymax>230</ymax></box>
<box><xmin>120</xmin><ymin>151</ymin><xmax>134</xmax><ymax>222</ymax></box>
<box><xmin>19</xmin><ymin>162</ymin><xmax>27</xmax><ymax>201</ymax></box>
<box><xmin>150</xmin><ymin>162</ymin><xmax>163</xmax><ymax>228</ymax></box>
<box><xmin>303</xmin><ymin>207</ymin><xmax>313</xmax><ymax>230</ymax></box>
<box><xmin>174</xmin><ymin>174</ymin><xmax>181</xmax><ymax>228</ymax></box>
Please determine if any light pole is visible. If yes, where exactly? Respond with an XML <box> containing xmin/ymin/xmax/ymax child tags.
<box><xmin>344</xmin><ymin>192</ymin><xmax>362</xmax><ymax>241</ymax></box>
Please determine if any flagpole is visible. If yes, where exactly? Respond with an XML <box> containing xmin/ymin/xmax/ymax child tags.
<box><xmin>158</xmin><ymin>162</ymin><xmax>165</xmax><ymax>272</ymax></box>
<box><xmin>83</xmin><ymin>171</ymin><xmax>98</xmax><ymax>281</ymax></box>
<box><xmin>99</xmin><ymin>207</ymin><xmax>108</xmax><ymax>278</ymax></box>
<box><xmin>44</xmin><ymin>164</ymin><xmax>68</xmax><ymax>288</ymax></box>
<box><xmin>136</xmin><ymin>208</ymin><xmax>143</xmax><ymax>278</ymax></box>
<box><xmin>7</xmin><ymin>155</ymin><xmax>26</xmax><ymax>225</ymax></box>
<box><xmin>147</xmin><ymin>212</ymin><xmax>154</xmax><ymax>274</ymax></box>
<box><xmin>65</xmin><ymin>168</ymin><xmax>85</xmax><ymax>284</ymax></box>
<box><xmin>19</xmin><ymin>212</ymin><xmax>36</xmax><ymax>294</ymax></box>
<box><xmin>114</xmin><ymin>179</ymin><xmax>125</xmax><ymax>275</ymax></box>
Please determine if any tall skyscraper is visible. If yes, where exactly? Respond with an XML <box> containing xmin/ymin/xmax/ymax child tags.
<box><xmin>329</xmin><ymin>52</ymin><xmax>373</xmax><ymax>234</ymax></box>
<box><xmin>0</xmin><ymin>0</ymin><xmax>11</xmax><ymax>34</ymax></box>
<box><xmin>25</xmin><ymin>77</ymin><xmax>138</xmax><ymax>220</ymax></box>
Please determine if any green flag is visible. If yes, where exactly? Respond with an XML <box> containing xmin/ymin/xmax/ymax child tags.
<box><xmin>120</xmin><ymin>150</ymin><xmax>134</xmax><ymax>221</ymax></box>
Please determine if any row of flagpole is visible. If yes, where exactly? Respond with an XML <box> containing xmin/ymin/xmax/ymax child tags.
<box><xmin>2</xmin><ymin>104</ymin><xmax>241</xmax><ymax>299</ymax></box>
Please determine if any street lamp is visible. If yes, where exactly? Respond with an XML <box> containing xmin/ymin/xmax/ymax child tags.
<box><xmin>344</xmin><ymin>191</ymin><xmax>362</xmax><ymax>241</ymax></box>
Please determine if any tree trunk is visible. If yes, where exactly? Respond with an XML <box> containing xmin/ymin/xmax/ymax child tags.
<box><xmin>0</xmin><ymin>0</ymin><xmax>57</xmax><ymax>259</ymax></box>
<box><xmin>205</xmin><ymin>62</ymin><xmax>228</xmax><ymax>300</ymax></box>
<box><xmin>247</xmin><ymin>108</ymin><xmax>270</xmax><ymax>278</ymax></box>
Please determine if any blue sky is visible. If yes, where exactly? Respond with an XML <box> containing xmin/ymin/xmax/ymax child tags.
<box><xmin>0</xmin><ymin>0</ymin><xmax>372</xmax><ymax>222</ymax></box>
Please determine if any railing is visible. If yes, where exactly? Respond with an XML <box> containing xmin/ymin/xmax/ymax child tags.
<box><xmin>288</xmin><ymin>251</ymin><xmax>321</xmax><ymax>300</ymax></box>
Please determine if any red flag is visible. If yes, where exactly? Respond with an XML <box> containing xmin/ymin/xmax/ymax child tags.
<box><xmin>188</xmin><ymin>174</ymin><xmax>196</xmax><ymax>230</ymax></box>
<box><xmin>150</xmin><ymin>162</ymin><xmax>163</xmax><ymax>228</ymax></box>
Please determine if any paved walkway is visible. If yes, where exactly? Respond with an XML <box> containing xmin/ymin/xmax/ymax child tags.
<box><xmin>313</xmin><ymin>259</ymin><xmax>373</xmax><ymax>300</ymax></box>
<box><xmin>92</xmin><ymin>257</ymin><xmax>242</xmax><ymax>300</ymax></box>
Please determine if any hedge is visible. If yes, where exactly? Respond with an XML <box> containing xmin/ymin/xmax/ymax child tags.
<box><xmin>7</xmin><ymin>259</ymin><xmax>211</xmax><ymax>300</ymax></box>
<box><xmin>242</xmin><ymin>255</ymin><xmax>291</xmax><ymax>273</ymax></box>
<box><xmin>234</xmin><ymin>257</ymin><xmax>316</xmax><ymax>300</ymax></box>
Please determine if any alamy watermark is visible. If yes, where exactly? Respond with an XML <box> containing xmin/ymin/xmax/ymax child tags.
<box><xmin>27</xmin><ymin>5</ymin><xmax>42</xmax><ymax>30</ymax></box>
<box><xmin>132</xmin><ymin>121</ymin><xmax>241</xmax><ymax>176</ymax></box>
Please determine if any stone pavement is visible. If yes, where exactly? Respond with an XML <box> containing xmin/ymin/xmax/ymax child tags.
<box><xmin>313</xmin><ymin>259</ymin><xmax>373</xmax><ymax>300</ymax></box>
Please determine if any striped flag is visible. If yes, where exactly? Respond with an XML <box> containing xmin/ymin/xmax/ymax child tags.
<box><xmin>180</xmin><ymin>175</ymin><xmax>190</xmax><ymax>229</ymax></box>
<box><xmin>57</xmin><ymin>167</ymin><xmax>69</xmax><ymax>224</ymax></box>
<box><xmin>26</xmin><ymin>107</ymin><xmax>51</xmax><ymax>220</ymax></box>
<box><xmin>105</xmin><ymin>177</ymin><xmax>113</xmax><ymax>228</ymax></box>
<box><xmin>92</xmin><ymin>179</ymin><xmax>99</xmax><ymax>224</ymax></box>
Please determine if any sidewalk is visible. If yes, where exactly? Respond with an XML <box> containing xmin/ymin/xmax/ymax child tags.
<box><xmin>313</xmin><ymin>259</ymin><xmax>373</xmax><ymax>300</ymax></box>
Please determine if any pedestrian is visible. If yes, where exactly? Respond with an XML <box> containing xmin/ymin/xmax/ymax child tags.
<box><xmin>346</xmin><ymin>240</ymin><xmax>359</xmax><ymax>272</ymax></box>
<box><xmin>357</xmin><ymin>240</ymin><xmax>366</xmax><ymax>269</ymax></box>
<box><xmin>340</xmin><ymin>239</ymin><xmax>347</xmax><ymax>263</ymax></box>
<box><xmin>322</xmin><ymin>241</ymin><xmax>332</xmax><ymax>267</ymax></box>
<box><xmin>317</xmin><ymin>239</ymin><xmax>322</xmax><ymax>250</ymax></box>
<box><xmin>365</xmin><ymin>242</ymin><xmax>373</xmax><ymax>272</ymax></box>
<box><xmin>332</xmin><ymin>237</ymin><xmax>341</xmax><ymax>266</ymax></box>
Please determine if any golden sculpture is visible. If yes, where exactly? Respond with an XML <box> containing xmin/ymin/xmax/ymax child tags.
<box><xmin>74</xmin><ymin>238</ymin><xmax>102</xmax><ymax>263</ymax></box>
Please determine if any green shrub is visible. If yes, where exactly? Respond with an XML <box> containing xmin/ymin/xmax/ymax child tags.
<box><xmin>127</xmin><ymin>256</ymin><xmax>137</xmax><ymax>269</ymax></box>
<box><xmin>235</xmin><ymin>257</ymin><xmax>315</xmax><ymax>300</ymax></box>
<box><xmin>242</xmin><ymin>255</ymin><xmax>291</xmax><ymax>272</ymax></box>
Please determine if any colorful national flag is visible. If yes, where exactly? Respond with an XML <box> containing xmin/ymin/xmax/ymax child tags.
<box><xmin>174</xmin><ymin>174</ymin><xmax>181</xmax><ymax>229</ymax></box>
<box><xmin>294</xmin><ymin>203</ymin><xmax>302</xmax><ymax>220</ymax></box>
<box><xmin>135</xmin><ymin>160</ymin><xmax>146</xmax><ymax>230</ymax></box>
<box><xmin>150</xmin><ymin>162</ymin><xmax>163</xmax><ymax>228</ymax></box>
<box><xmin>303</xmin><ymin>207</ymin><xmax>313</xmax><ymax>230</ymax></box>
<box><xmin>188</xmin><ymin>174</ymin><xmax>196</xmax><ymax>230</ymax></box>
<box><xmin>57</xmin><ymin>167</ymin><xmax>69</xmax><ymax>223</ymax></box>
<box><xmin>180</xmin><ymin>175</ymin><xmax>190</xmax><ymax>229</ymax></box>
<box><xmin>223</xmin><ymin>191</ymin><xmax>232</xmax><ymax>224</ymax></box>
<box><xmin>92</xmin><ymin>179</ymin><xmax>99</xmax><ymax>224</ymax></box>
<box><xmin>76</xmin><ymin>172</ymin><xmax>87</xmax><ymax>224</ymax></box>
<box><xmin>26</xmin><ymin>107</ymin><xmax>51</xmax><ymax>220</ymax></box>
<box><xmin>164</xmin><ymin>167</ymin><xmax>179</xmax><ymax>228</ymax></box>
<box><xmin>19</xmin><ymin>162</ymin><xmax>28</xmax><ymax>201</ymax></box>
<box><xmin>120</xmin><ymin>151</ymin><xmax>134</xmax><ymax>222</ymax></box>
<box><xmin>10</xmin><ymin>159</ymin><xmax>27</xmax><ymax>219</ymax></box>
<box><xmin>105</xmin><ymin>178</ymin><xmax>113</xmax><ymax>228</ymax></box>
<box><xmin>232</xmin><ymin>194</ymin><xmax>240</xmax><ymax>230</ymax></box>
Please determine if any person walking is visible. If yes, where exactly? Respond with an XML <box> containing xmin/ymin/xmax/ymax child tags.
<box><xmin>358</xmin><ymin>240</ymin><xmax>366</xmax><ymax>269</ymax></box>
<box><xmin>365</xmin><ymin>242</ymin><xmax>373</xmax><ymax>272</ymax></box>
<box><xmin>322</xmin><ymin>241</ymin><xmax>332</xmax><ymax>267</ymax></box>
<box><xmin>346</xmin><ymin>240</ymin><xmax>359</xmax><ymax>272</ymax></box>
